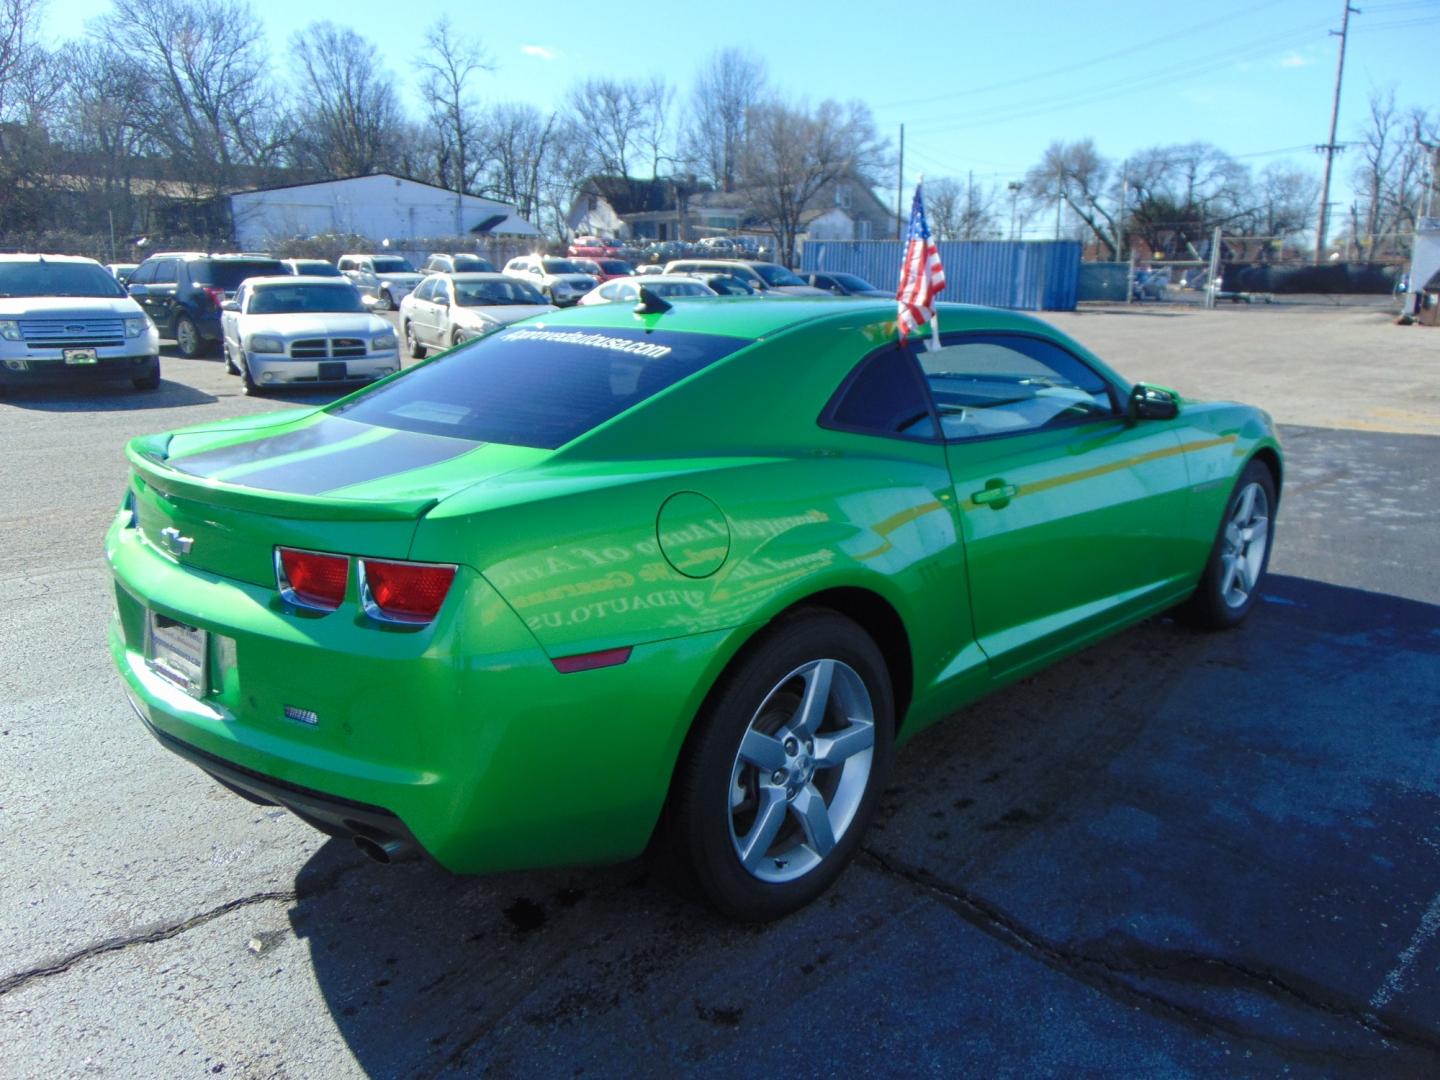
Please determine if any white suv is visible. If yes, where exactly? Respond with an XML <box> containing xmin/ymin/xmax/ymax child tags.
<box><xmin>0</xmin><ymin>254</ymin><xmax>160</xmax><ymax>394</ymax></box>
<box><xmin>501</xmin><ymin>255</ymin><xmax>598</xmax><ymax>307</ymax></box>
<box><xmin>337</xmin><ymin>254</ymin><xmax>425</xmax><ymax>311</ymax></box>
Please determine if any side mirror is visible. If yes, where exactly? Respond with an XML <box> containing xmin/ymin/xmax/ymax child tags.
<box><xmin>128</xmin><ymin>284</ymin><xmax>150</xmax><ymax>298</ymax></box>
<box><xmin>1129</xmin><ymin>383</ymin><xmax>1180</xmax><ymax>421</ymax></box>
<box><xmin>221</xmin><ymin>300</ymin><xmax>240</xmax><ymax>312</ymax></box>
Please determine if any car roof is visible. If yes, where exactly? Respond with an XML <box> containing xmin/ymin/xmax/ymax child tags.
<box><xmin>246</xmin><ymin>275</ymin><xmax>356</xmax><ymax>287</ymax></box>
<box><xmin>603</xmin><ymin>274</ymin><xmax>709</xmax><ymax>286</ymax></box>
<box><xmin>0</xmin><ymin>253</ymin><xmax>101</xmax><ymax>264</ymax></box>
<box><xmin>523</xmin><ymin>297</ymin><xmax>1055</xmax><ymax>341</ymax></box>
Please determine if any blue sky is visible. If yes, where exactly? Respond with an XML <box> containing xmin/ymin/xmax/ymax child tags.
<box><xmin>43</xmin><ymin>0</ymin><xmax>1440</xmax><ymax>224</ymax></box>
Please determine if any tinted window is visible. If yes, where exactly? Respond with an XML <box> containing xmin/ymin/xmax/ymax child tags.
<box><xmin>293</xmin><ymin>261</ymin><xmax>342</xmax><ymax>277</ymax></box>
<box><xmin>916</xmin><ymin>334</ymin><xmax>1116</xmax><ymax>441</ymax></box>
<box><xmin>412</xmin><ymin>278</ymin><xmax>437</xmax><ymax>302</ymax></box>
<box><xmin>372</xmin><ymin>257</ymin><xmax>414</xmax><ymax>273</ymax></box>
<box><xmin>706</xmin><ymin>275</ymin><xmax>753</xmax><ymax>295</ymax></box>
<box><xmin>0</xmin><ymin>261</ymin><xmax>127</xmax><ymax>298</ymax></box>
<box><xmin>598</xmin><ymin>260</ymin><xmax>633</xmax><ymax>274</ymax></box>
<box><xmin>452</xmin><ymin>255</ymin><xmax>494</xmax><ymax>271</ymax></box>
<box><xmin>824</xmin><ymin>346</ymin><xmax>937</xmax><ymax>440</ymax></box>
<box><xmin>130</xmin><ymin>261</ymin><xmax>156</xmax><ymax>285</ymax></box>
<box><xmin>454</xmin><ymin>279</ymin><xmax>545</xmax><ymax>306</ymax></box>
<box><xmin>332</xmin><ymin>326</ymin><xmax>747</xmax><ymax>449</ymax></box>
<box><xmin>541</xmin><ymin>259</ymin><xmax>584</xmax><ymax>275</ymax></box>
<box><xmin>832</xmin><ymin>273</ymin><xmax>878</xmax><ymax>292</ymax></box>
<box><xmin>247</xmin><ymin>283</ymin><xmax>366</xmax><ymax>314</ymax></box>
<box><xmin>152</xmin><ymin>259</ymin><xmax>178</xmax><ymax>284</ymax></box>
<box><xmin>754</xmin><ymin>264</ymin><xmax>805</xmax><ymax>287</ymax></box>
<box><xmin>651</xmin><ymin>281</ymin><xmax>712</xmax><ymax>297</ymax></box>
<box><xmin>194</xmin><ymin>260</ymin><xmax>285</xmax><ymax>289</ymax></box>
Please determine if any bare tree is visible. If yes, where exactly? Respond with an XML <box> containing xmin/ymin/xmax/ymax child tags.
<box><xmin>480</xmin><ymin>102</ymin><xmax>559</xmax><ymax>225</ymax></box>
<box><xmin>1348</xmin><ymin>91</ymin><xmax>1438</xmax><ymax>258</ymax></box>
<box><xmin>1023</xmin><ymin>139</ymin><xmax>1121</xmax><ymax>256</ymax></box>
<box><xmin>1124</xmin><ymin>142</ymin><xmax>1253</xmax><ymax>256</ymax></box>
<box><xmin>0</xmin><ymin>0</ymin><xmax>44</xmax><ymax>123</ymax></box>
<box><xmin>416</xmin><ymin>16</ymin><xmax>492</xmax><ymax>196</ymax></box>
<box><xmin>682</xmin><ymin>48</ymin><xmax>766</xmax><ymax>192</ymax></box>
<box><xmin>99</xmin><ymin>0</ymin><xmax>283</xmax><ymax>200</ymax></box>
<box><xmin>740</xmin><ymin>97</ymin><xmax>887</xmax><ymax>265</ymax></box>
<box><xmin>564</xmin><ymin>76</ymin><xmax>673</xmax><ymax>179</ymax></box>
<box><xmin>927</xmin><ymin>175</ymin><xmax>999</xmax><ymax>240</ymax></box>
<box><xmin>289</xmin><ymin>22</ymin><xmax>405</xmax><ymax>178</ymax></box>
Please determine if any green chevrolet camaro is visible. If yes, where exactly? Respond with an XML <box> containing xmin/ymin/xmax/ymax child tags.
<box><xmin>107</xmin><ymin>297</ymin><xmax>1281</xmax><ymax>919</ymax></box>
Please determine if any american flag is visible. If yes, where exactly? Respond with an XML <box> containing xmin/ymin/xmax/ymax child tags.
<box><xmin>896</xmin><ymin>179</ymin><xmax>946</xmax><ymax>344</ymax></box>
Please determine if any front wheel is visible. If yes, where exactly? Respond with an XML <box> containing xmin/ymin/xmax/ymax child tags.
<box><xmin>236</xmin><ymin>350</ymin><xmax>263</xmax><ymax>396</ymax></box>
<box><xmin>403</xmin><ymin>321</ymin><xmax>425</xmax><ymax>359</ymax></box>
<box><xmin>663</xmin><ymin>611</ymin><xmax>894</xmax><ymax>921</ymax></box>
<box><xmin>374</xmin><ymin>289</ymin><xmax>394</xmax><ymax>312</ymax></box>
<box><xmin>1178</xmin><ymin>459</ymin><xmax>1276</xmax><ymax>629</ymax></box>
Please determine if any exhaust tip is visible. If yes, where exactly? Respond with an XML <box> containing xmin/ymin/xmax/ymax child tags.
<box><xmin>353</xmin><ymin>835</ymin><xmax>404</xmax><ymax>864</ymax></box>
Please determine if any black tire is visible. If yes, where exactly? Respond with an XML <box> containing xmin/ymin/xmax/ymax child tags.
<box><xmin>132</xmin><ymin>371</ymin><xmax>160</xmax><ymax>391</ymax></box>
<box><xmin>174</xmin><ymin>315</ymin><xmax>204</xmax><ymax>358</ymax></box>
<box><xmin>1177</xmin><ymin>458</ymin><xmax>1276</xmax><ymax>630</ymax></box>
<box><xmin>375</xmin><ymin>290</ymin><xmax>394</xmax><ymax>312</ymax></box>
<box><xmin>403</xmin><ymin>321</ymin><xmax>425</xmax><ymax>359</ymax></box>
<box><xmin>237</xmin><ymin>350</ymin><xmax>263</xmax><ymax>396</ymax></box>
<box><xmin>223</xmin><ymin>340</ymin><xmax>239</xmax><ymax>374</ymax></box>
<box><xmin>663</xmin><ymin>610</ymin><xmax>894</xmax><ymax>921</ymax></box>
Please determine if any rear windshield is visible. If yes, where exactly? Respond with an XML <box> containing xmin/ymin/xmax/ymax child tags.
<box><xmin>372</xmin><ymin>257</ymin><xmax>415</xmax><ymax>273</ymax></box>
<box><xmin>541</xmin><ymin>259</ymin><xmax>584</xmax><ymax>275</ymax></box>
<box><xmin>0</xmin><ymin>261</ymin><xmax>126</xmax><ymax>298</ymax></box>
<box><xmin>249</xmin><ymin>283</ymin><xmax>366</xmax><ymax>314</ymax></box>
<box><xmin>754</xmin><ymin>264</ymin><xmax>805</xmax><ymax>287</ymax></box>
<box><xmin>451</xmin><ymin>255</ymin><xmax>495</xmax><ymax>271</ymax></box>
<box><xmin>832</xmin><ymin>273</ymin><xmax>879</xmax><ymax>291</ymax></box>
<box><xmin>194</xmin><ymin>260</ymin><xmax>286</xmax><ymax>289</ymax></box>
<box><xmin>292</xmin><ymin>261</ymin><xmax>343</xmax><ymax>277</ymax></box>
<box><xmin>454</xmin><ymin>279</ymin><xmax>546</xmax><ymax>306</ymax></box>
<box><xmin>598</xmin><ymin>259</ymin><xmax>633</xmax><ymax>274</ymax></box>
<box><xmin>332</xmin><ymin>326</ymin><xmax>746</xmax><ymax>448</ymax></box>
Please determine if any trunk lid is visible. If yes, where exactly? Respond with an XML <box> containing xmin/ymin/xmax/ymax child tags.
<box><xmin>128</xmin><ymin>411</ymin><xmax>545</xmax><ymax>587</ymax></box>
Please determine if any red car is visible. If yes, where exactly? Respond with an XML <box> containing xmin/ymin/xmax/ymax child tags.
<box><xmin>567</xmin><ymin>236</ymin><xmax>623</xmax><ymax>259</ymax></box>
<box><xmin>570</xmin><ymin>257</ymin><xmax>635</xmax><ymax>282</ymax></box>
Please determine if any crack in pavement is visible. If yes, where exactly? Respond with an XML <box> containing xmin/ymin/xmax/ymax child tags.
<box><xmin>0</xmin><ymin>857</ymin><xmax>373</xmax><ymax>999</ymax></box>
<box><xmin>861</xmin><ymin>847</ymin><xmax>1440</xmax><ymax>1064</ymax></box>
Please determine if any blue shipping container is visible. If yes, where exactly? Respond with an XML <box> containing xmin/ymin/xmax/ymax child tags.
<box><xmin>801</xmin><ymin>239</ymin><xmax>1081</xmax><ymax>311</ymax></box>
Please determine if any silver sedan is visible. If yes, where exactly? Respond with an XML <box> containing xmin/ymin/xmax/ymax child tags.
<box><xmin>398</xmin><ymin>273</ymin><xmax>557</xmax><ymax>356</ymax></box>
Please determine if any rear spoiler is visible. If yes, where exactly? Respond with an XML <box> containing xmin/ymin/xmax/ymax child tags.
<box><xmin>125</xmin><ymin>439</ymin><xmax>438</xmax><ymax>522</ymax></box>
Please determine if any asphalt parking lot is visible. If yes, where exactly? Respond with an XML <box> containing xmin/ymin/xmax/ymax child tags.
<box><xmin>2</xmin><ymin>300</ymin><xmax>1437</xmax><ymax>1077</ymax></box>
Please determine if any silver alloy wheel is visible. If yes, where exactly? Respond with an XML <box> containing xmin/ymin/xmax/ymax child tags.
<box><xmin>728</xmin><ymin>658</ymin><xmax>875</xmax><ymax>884</ymax></box>
<box><xmin>176</xmin><ymin>318</ymin><xmax>198</xmax><ymax>356</ymax></box>
<box><xmin>1220</xmin><ymin>481</ymin><xmax>1270</xmax><ymax>607</ymax></box>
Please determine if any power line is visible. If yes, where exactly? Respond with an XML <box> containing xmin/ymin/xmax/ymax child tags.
<box><xmin>904</xmin><ymin>18</ymin><xmax>1334</xmax><ymax>137</ymax></box>
<box><xmin>876</xmin><ymin>0</ymin><xmax>1287</xmax><ymax>111</ymax></box>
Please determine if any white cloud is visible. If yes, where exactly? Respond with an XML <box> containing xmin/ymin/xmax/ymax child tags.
<box><xmin>1278</xmin><ymin>51</ymin><xmax>1310</xmax><ymax>68</ymax></box>
<box><xmin>522</xmin><ymin>44</ymin><xmax>556</xmax><ymax>61</ymax></box>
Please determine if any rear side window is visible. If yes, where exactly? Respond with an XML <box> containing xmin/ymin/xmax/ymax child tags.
<box><xmin>333</xmin><ymin>326</ymin><xmax>748</xmax><ymax>449</ymax></box>
<box><xmin>194</xmin><ymin>260</ymin><xmax>285</xmax><ymax>289</ymax></box>
<box><xmin>822</xmin><ymin>346</ymin><xmax>937</xmax><ymax>440</ymax></box>
<box><xmin>152</xmin><ymin>259</ymin><xmax>178</xmax><ymax>284</ymax></box>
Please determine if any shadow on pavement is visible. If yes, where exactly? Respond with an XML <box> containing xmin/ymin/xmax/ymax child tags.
<box><xmin>284</xmin><ymin>574</ymin><xmax>1440</xmax><ymax>1076</ymax></box>
<box><xmin>0</xmin><ymin>378</ymin><xmax>216</xmax><ymax>411</ymax></box>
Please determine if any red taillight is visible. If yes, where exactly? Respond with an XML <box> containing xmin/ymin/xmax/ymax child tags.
<box><xmin>552</xmin><ymin>647</ymin><xmax>632</xmax><ymax>674</ymax></box>
<box><xmin>359</xmin><ymin>559</ymin><xmax>456</xmax><ymax>624</ymax></box>
<box><xmin>276</xmin><ymin>547</ymin><xmax>349</xmax><ymax>611</ymax></box>
<box><xmin>200</xmin><ymin>285</ymin><xmax>226</xmax><ymax>310</ymax></box>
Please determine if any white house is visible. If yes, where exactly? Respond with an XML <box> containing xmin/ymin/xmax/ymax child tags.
<box><xmin>229</xmin><ymin>173</ymin><xmax>540</xmax><ymax>249</ymax></box>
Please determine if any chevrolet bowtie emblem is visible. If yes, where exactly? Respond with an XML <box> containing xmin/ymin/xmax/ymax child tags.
<box><xmin>160</xmin><ymin>527</ymin><xmax>194</xmax><ymax>556</ymax></box>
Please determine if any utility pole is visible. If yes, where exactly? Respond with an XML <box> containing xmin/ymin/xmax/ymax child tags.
<box><xmin>895</xmin><ymin>124</ymin><xmax>905</xmax><ymax>239</ymax></box>
<box><xmin>1008</xmin><ymin>181</ymin><xmax>1021</xmax><ymax>241</ymax></box>
<box><xmin>965</xmin><ymin>169</ymin><xmax>974</xmax><ymax>239</ymax></box>
<box><xmin>1418</xmin><ymin>124</ymin><xmax>1440</xmax><ymax>219</ymax></box>
<box><xmin>1314</xmin><ymin>0</ymin><xmax>1359</xmax><ymax>264</ymax></box>
<box><xmin>1117</xmin><ymin>158</ymin><xmax>1129</xmax><ymax>262</ymax></box>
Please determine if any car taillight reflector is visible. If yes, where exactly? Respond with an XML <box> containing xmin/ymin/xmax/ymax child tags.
<box><xmin>359</xmin><ymin>559</ymin><xmax>457</xmax><ymax>623</ymax></box>
<box><xmin>276</xmin><ymin>547</ymin><xmax>349</xmax><ymax>611</ymax></box>
<box><xmin>552</xmin><ymin>647</ymin><xmax>632</xmax><ymax>674</ymax></box>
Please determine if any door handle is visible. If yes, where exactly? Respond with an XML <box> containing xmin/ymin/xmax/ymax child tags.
<box><xmin>971</xmin><ymin>481</ymin><xmax>1017</xmax><ymax>509</ymax></box>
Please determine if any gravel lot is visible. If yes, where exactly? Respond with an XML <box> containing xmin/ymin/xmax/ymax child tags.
<box><xmin>1</xmin><ymin>300</ymin><xmax>1437</xmax><ymax>1077</ymax></box>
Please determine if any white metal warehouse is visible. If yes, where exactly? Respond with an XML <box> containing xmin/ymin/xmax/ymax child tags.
<box><xmin>229</xmin><ymin>173</ymin><xmax>541</xmax><ymax>249</ymax></box>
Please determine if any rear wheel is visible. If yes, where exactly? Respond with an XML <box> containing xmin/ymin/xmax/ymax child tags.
<box><xmin>174</xmin><ymin>315</ymin><xmax>202</xmax><ymax>359</ymax></box>
<box><xmin>664</xmin><ymin>611</ymin><xmax>893</xmax><ymax>921</ymax></box>
<box><xmin>1178</xmin><ymin>459</ymin><xmax>1276</xmax><ymax>629</ymax></box>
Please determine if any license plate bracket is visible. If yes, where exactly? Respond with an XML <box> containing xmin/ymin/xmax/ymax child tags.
<box><xmin>64</xmin><ymin>348</ymin><xmax>98</xmax><ymax>365</ymax></box>
<box><xmin>318</xmin><ymin>360</ymin><xmax>346</xmax><ymax>381</ymax></box>
<box><xmin>146</xmin><ymin>611</ymin><xmax>208</xmax><ymax>697</ymax></box>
